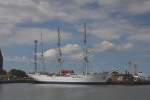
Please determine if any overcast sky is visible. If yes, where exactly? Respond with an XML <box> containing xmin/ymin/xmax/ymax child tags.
<box><xmin>1</xmin><ymin>0</ymin><xmax>150</xmax><ymax>74</ymax></box>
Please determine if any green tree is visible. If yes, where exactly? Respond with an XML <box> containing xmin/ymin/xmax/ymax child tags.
<box><xmin>9</xmin><ymin>69</ymin><xmax>28</xmax><ymax>78</ymax></box>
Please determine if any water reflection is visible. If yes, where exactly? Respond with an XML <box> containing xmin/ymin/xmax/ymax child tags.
<box><xmin>0</xmin><ymin>84</ymin><xmax>150</xmax><ymax>100</ymax></box>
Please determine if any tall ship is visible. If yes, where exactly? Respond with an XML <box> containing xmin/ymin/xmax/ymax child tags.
<box><xmin>29</xmin><ymin>24</ymin><xmax>109</xmax><ymax>85</ymax></box>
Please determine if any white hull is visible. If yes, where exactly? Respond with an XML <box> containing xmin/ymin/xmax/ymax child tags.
<box><xmin>29</xmin><ymin>73</ymin><xmax>108</xmax><ymax>84</ymax></box>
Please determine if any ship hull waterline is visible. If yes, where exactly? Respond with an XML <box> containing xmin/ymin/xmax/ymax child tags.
<box><xmin>32</xmin><ymin>80</ymin><xmax>109</xmax><ymax>85</ymax></box>
<box><xmin>29</xmin><ymin>74</ymin><xmax>109</xmax><ymax>85</ymax></box>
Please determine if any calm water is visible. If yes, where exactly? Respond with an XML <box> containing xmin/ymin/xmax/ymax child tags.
<box><xmin>0</xmin><ymin>84</ymin><xmax>150</xmax><ymax>100</ymax></box>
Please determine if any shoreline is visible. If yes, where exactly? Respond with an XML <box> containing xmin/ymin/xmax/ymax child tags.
<box><xmin>0</xmin><ymin>80</ymin><xmax>33</xmax><ymax>84</ymax></box>
<box><xmin>1</xmin><ymin>80</ymin><xmax>150</xmax><ymax>85</ymax></box>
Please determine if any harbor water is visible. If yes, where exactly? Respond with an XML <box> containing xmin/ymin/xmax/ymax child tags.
<box><xmin>0</xmin><ymin>84</ymin><xmax>150</xmax><ymax>100</ymax></box>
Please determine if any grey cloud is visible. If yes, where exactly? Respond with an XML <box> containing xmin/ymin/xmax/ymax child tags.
<box><xmin>128</xmin><ymin>28</ymin><xmax>150</xmax><ymax>42</ymax></box>
<box><xmin>0</xmin><ymin>0</ymin><xmax>150</xmax><ymax>47</ymax></box>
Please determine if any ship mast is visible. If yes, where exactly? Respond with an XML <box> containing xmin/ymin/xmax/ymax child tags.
<box><xmin>34</xmin><ymin>40</ymin><xmax>38</xmax><ymax>73</ymax></box>
<box><xmin>57</xmin><ymin>26</ymin><xmax>63</xmax><ymax>75</ymax></box>
<box><xmin>83</xmin><ymin>23</ymin><xmax>89</xmax><ymax>75</ymax></box>
<box><xmin>40</xmin><ymin>32</ymin><xmax>45</xmax><ymax>73</ymax></box>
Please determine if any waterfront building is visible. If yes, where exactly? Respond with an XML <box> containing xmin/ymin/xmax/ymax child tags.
<box><xmin>0</xmin><ymin>49</ymin><xmax>3</xmax><ymax>73</ymax></box>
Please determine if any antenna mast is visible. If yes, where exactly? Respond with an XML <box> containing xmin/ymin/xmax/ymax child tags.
<box><xmin>34</xmin><ymin>40</ymin><xmax>38</xmax><ymax>73</ymax></box>
<box><xmin>83</xmin><ymin>23</ymin><xmax>88</xmax><ymax>75</ymax></box>
<box><xmin>57</xmin><ymin>27</ymin><xmax>63</xmax><ymax>74</ymax></box>
<box><xmin>133</xmin><ymin>64</ymin><xmax>138</xmax><ymax>76</ymax></box>
<box><xmin>128</xmin><ymin>61</ymin><xmax>132</xmax><ymax>74</ymax></box>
